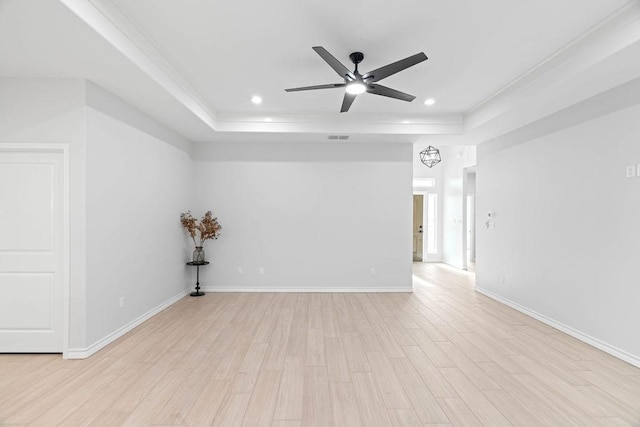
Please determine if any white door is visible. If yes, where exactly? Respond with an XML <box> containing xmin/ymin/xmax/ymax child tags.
<box><xmin>0</xmin><ymin>149</ymin><xmax>65</xmax><ymax>352</ymax></box>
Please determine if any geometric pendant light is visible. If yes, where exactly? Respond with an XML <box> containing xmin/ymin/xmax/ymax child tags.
<box><xmin>420</xmin><ymin>146</ymin><xmax>441</xmax><ymax>168</ymax></box>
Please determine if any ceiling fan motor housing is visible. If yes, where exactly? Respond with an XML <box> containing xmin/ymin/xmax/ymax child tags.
<box><xmin>349</xmin><ymin>52</ymin><xmax>364</xmax><ymax>65</ymax></box>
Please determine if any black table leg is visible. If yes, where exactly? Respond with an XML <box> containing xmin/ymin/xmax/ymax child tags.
<box><xmin>190</xmin><ymin>264</ymin><xmax>205</xmax><ymax>297</ymax></box>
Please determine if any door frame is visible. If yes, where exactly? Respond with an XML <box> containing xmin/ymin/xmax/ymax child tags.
<box><xmin>461</xmin><ymin>166</ymin><xmax>476</xmax><ymax>271</ymax></box>
<box><xmin>0</xmin><ymin>143</ymin><xmax>70</xmax><ymax>357</ymax></box>
<box><xmin>466</xmin><ymin>193</ymin><xmax>476</xmax><ymax>263</ymax></box>
<box><xmin>412</xmin><ymin>190</ymin><xmax>434</xmax><ymax>262</ymax></box>
<box><xmin>412</xmin><ymin>194</ymin><xmax>424</xmax><ymax>262</ymax></box>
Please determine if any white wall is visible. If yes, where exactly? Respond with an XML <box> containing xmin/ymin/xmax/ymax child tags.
<box><xmin>0</xmin><ymin>78</ymin><xmax>195</xmax><ymax>354</ymax></box>
<box><xmin>466</xmin><ymin>172</ymin><xmax>476</xmax><ymax>195</ymax></box>
<box><xmin>476</xmin><ymin>101</ymin><xmax>640</xmax><ymax>364</ymax></box>
<box><xmin>441</xmin><ymin>146</ymin><xmax>476</xmax><ymax>268</ymax></box>
<box><xmin>192</xmin><ymin>141</ymin><xmax>413</xmax><ymax>291</ymax></box>
<box><xmin>85</xmin><ymin>84</ymin><xmax>193</xmax><ymax>347</ymax></box>
<box><xmin>0</xmin><ymin>78</ymin><xmax>88</xmax><ymax>349</ymax></box>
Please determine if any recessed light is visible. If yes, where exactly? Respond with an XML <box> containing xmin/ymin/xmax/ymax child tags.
<box><xmin>402</xmin><ymin>120</ymin><xmax>410</xmax><ymax>124</ymax></box>
<box><xmin>264</xmin><ymin>117</ymin><xmax>272</xmax><ymax>122</ymax></box>
<box><xmin>251</xmin><ymin>95</ymin><xmax>262</xmax><ymax>105</ymax></box>
<box><xmin>424</xmin><ymin>98</ymin><xmax>436</xmax><ymax>106</ymax></box>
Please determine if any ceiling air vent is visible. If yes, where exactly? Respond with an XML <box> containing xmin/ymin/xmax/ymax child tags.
<box><xmin>328</xmin><ymin>135</ymin><xmax>349</xmax><ymax>140</ymax></box>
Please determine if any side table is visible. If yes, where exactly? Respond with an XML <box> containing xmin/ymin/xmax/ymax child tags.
<box><xmin>186</xmin><ymin>261</ymin><xmax>209</xmax><ymax>297</ymax></box>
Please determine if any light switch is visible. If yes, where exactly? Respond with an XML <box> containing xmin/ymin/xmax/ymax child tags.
<box><xmin>626</xmin><ymin>165</ymin><xmax>636</xmax><ymax>178</ymax></box>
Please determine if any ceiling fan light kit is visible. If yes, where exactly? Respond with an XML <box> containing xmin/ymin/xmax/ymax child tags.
<box><xmin>346</xmin><ymin>81</ymin><xmax>366</xmax><ymax>95</ymax></box>
<box><xmin>285</xmin><ymin>46</ymin><xmax>428</xmax><ymax>113</ymax></box>
<box><xmin>420</xmin><ymin>146</ymin><xmax>441</xmax><ymax>168</ymax></box>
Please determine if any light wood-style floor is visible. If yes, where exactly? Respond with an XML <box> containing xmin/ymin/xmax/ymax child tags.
<box><xmin>1</xmin><ymin>263</ymin><xmax>639</xmax><ymax>426</ymax></box>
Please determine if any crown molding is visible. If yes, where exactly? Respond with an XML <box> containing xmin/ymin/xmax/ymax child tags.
<box><xmin>215</xmin><ymin>112</ymin><xmax>464</xmax><ymax>135</ymax></box>
<box><xmin>59</xmin><ymin>0</ymin><xmax>218</xmax><ymax>131</ymax></box>
<box><xmin>465</xmin><ymin>1</ymin><xmax>640</xmax><ymax>133</ymax></box>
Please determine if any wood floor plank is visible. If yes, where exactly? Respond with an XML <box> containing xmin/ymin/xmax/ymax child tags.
<box><xmin>388</xmin><ymin>407</ymin><xmax>423</xmax><ymax>426</ymax></box>
<box><xmin>263</xmin><ymin>307</ymin><xmax>294</xmax><ymax>371</ymax></box>
<box><xmin>286</xmin><ymin>300</ymin><xmax>309</xmax><ymax>358</ymax></box>
<box><xmin>305</xmin><ymin>327</ymin><xmax>326</xmax><ymax>367</ymax></box>
<box><xmin>365</xmin><ymin>351</ymin><xmax>412</xmax><ymax>409</ymax></box>
<box><xmin>182</xmin><ymin>379</ymin><xmax>231</xmax><ymax>426</ymax></box>
<box><xmin>121</xmin><ymin>367</ymin><xmax>189</xmax><ymax>426</ymax></box>
<box><xmin>477</xmin><ymin>361</ymin><xmax>576</xmax><ymax>426</ymax></box>
<box><xmin>482</xmin><ymin>389</ymin><xmax>541</xmax><ymax>425</ymax></box>
<box><xmin>242</xmin><ymin>370</ymin><xmax>282</xmax><ymax>427</ymax></box>
<box><xmin>231</xmin><ymin>342</ymin><xmax>269</xmax><ymax>393</ymax></box>
<box><xmin>512</xmin><ymin>353</ymin><xmax>612</xmax><ymax>417</ymax></box>
<box><xmin>32</xmin><ymin>373</ymin><xmax>118</xmax><ymax>425</ymax></box>
<box><xmin>384</xmin><ymin>316</ymin><xmax>417</xmax><ymax>346</ymax></box>
<box><xmin>150</xmin><ymin>364</ymin><xmax>214</xmax><ymax>425</ymax></box>
<box><xmin>212</xmin><ymin>393</ymin><xmax>251</xmax><ymax>427</ymax></box>
<box><xmin>302</xmin><ymin>366</ymin><xmax>332</xmax><ymax>427</ymax></box>
<box><xmin>60</xmin><ymin>363</ymin><xmax>148</xmax><ymax>426</ymax></box>
<box><xmin>512</xmin><ymin>373</ymin><xmax>594</xmax><ymax>426</ymax></box>
<box><xmin>325</xmin><ymin>336</ymin><xmax>351</xmax><ymax>382</ymax></box>
<box><xmin>402</xmin><ymin>345</ymin><xmax>457</xmax><ymax>398</ymax></box>
<box><xmin>93</xmin><ymin>352</ymin><xmax>185</xmax><ymax>421</ymax></box>
<box><xmin>574</xmin><ymin>384</ymin><xmax>640</xmax><ymax>425</ymax></box>
<box><xmin>436</xmin><ymin>341</ymin><xmax>500</xmax><ymax>390</ymax></box>
<box><xmin>373</xmin><ymin>323</ymin><xmax>406</xmax><ymax>358</ymax></box>
<box><xmin>273</xmin><ymin>356</ymin><xmax>304</xmax><ymax>422</ymax></box>
<box><xmin>329</xmin><ymin>381</ymin><xmax>363</xmax><ymax>427</ymax></box>
<box><xmin>577</xmin><ymin>370</ymin><xmax>640</xmax><ymax>411</ymax></box>
<box><xmin>351</xmin><ymin>372</ymin><xmax>393</xmax><ymax>427</ymax></box>
<box><xmin>435</xmin><ymin>397</ymin><xmax>482</xmax><ymax>427</ymax></box>
<box><xmin>406</xmin><ymin>329</ymin><xmax>455</xmax><ymax>367</ymax></box>
<box><xmin>390</xmin><ymin>356</ymin><xmax>450</xmax><ymax>424</ymax></box>
<box><xmin>322</xmin><ymin>310</ymin><xmax>340</xmax><ymax>338</ymax></box>
<box><xmin>3</xmin><ymin>358</ymin><xmax>115</xmax><ymax>423</ymax></box>
<box><xmin>272</xmin><ymin>421</ymin><xmax>302</xmax><ymax>427</ymax></box>
<box><xmin>308</xmin><ymin>304</ymin><xmax>323</xmax><ymax>330</ymax></box>
<box><xmin>439</xmin><ymin>367</ymin><xmax>511</xmax><ymax>426</ymax></box>
<box><xmin>342</xmin><ymin>331</ymin><xmax>372</xmax><ymax>373</ymax></box>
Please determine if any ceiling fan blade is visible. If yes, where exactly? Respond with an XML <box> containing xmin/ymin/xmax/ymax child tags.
<box><xmin>285</xmin><ymin>83</ymin><xmax>346</xmax><ymax>92</ymax></box>
<box><xmin>367</xmin><ymin>84</ymin><xmax>416</xmax><ymax>102</ymax></box>
<box><xmin>362</xmin><ymin>52</ymin><xmax>427</xmax><ymax>83</ymax></box>
<box><xmin>340</xmin><ymin>92</ymin><xmax>357</xmax><ymax>113</ymax></box>
<box><xmin>313</xmin><ymin>46</ymin><xmax>355</xmax><ymax>80</ymax></box>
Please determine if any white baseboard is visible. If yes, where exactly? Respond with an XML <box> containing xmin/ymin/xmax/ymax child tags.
<box><xmin>202</xmin><ymin>286</ymin><xmax>413</xmax><ymax>293</ymax></box>
<box><xmin>475</xmin><ymin>286</ymin><xmax>640</xmax><ymax>368</ymax></box>
<box><xmin>66</xmin><ymin>288</ymin><xmax>190</xmax><ymax>359</ymax></box>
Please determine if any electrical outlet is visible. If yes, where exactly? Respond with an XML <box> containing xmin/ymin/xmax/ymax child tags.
<box><xmin>626</xmin><ymin>165</ymin><xmax>636</xmax><ymax>178</ymax></box>
<box><xmin>237</xmin><ymin>267</ymin><xmax>243</xmax><ymax>274</ymax></box>
<box><xmin>119</xmin><ymin>297</ymin><xmax>125</xmax><ymax>308</ymax></box>
<box><xmin>259</xmin><ymin>267</ymin><xmax>264</xmax><ymax>275</ymax></box>
<box><xmin>370</xmin><ymin>267</ymin><xmax>376</xmax><ymax>276</ymax></box>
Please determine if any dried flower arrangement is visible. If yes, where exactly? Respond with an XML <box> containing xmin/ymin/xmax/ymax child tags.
<box><xmin>180</xmin><ymin>211</ymin><xmax>222</xmax><ymax>247</ymax></box>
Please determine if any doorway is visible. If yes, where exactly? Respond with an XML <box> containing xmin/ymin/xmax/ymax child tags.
<box><xmin>0</xmin><ymin>146</ymin><xmax>68</xmax><ymax>353</ymax></box>
<box><xmin>466</xmin><ymin>194</ymin><xmax>476</xmax><ymax>269</ymax></box>
<box><xmin>413</xmin><ymin>194</ymin><xmax>423</xmax><ymax>261</ymax></box>
<box><xmin>462</xmin><ymin>166</ymin><xmax>476</xmax><ymax>271</ymax></box>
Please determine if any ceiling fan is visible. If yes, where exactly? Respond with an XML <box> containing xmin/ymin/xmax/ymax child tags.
<box><xmin>285</xmin><ymin>46</ymin><xmax>428</xmax><ymax>113</ymax></box>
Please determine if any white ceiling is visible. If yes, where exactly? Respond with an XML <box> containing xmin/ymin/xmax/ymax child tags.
<box><xmin>0</xmin><ymin>0</ymin><xmax>635</xmax><ymax>143</ymax></box>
